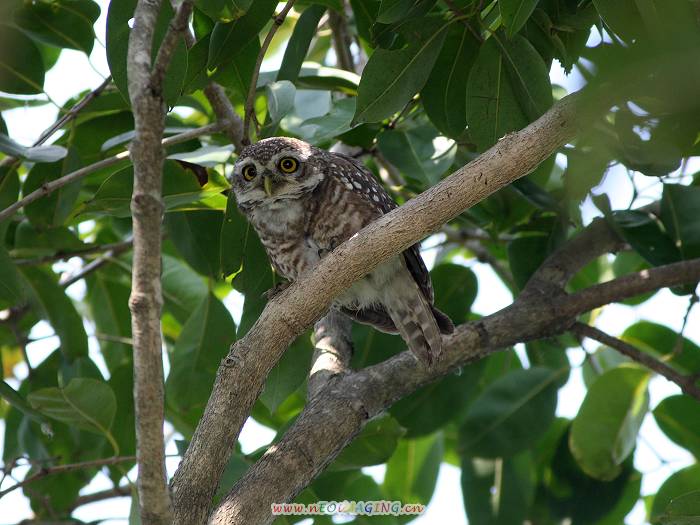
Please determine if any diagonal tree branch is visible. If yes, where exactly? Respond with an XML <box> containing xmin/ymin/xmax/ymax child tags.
<box><xmin>171</xmin><ymin>88</ymin><xmax>616</xmax><ymax>524</ymax></box>
<box><xmin>212</xmin><ymin>256</ymin><xmax>700</xmax><ymax>524</ymax></box>
<box><xmin>571</xmin><ymin>322</ymin><xmax>700</xmax><ymax>400</ymax></box>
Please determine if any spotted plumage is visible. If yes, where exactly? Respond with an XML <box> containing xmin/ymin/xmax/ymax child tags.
<box><xmin>230</xmin><ymin>137</ymin><xmax>454</xmax><ymax>365</ymax></box>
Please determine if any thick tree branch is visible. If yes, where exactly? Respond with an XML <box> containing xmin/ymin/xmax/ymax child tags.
<box><xmin>571</xmin><ymin>322</ymin><xmax>700</xmax><ymax>400</ymax></box>
<box><xmin>0</xmin><ymin>122</ymin><xmax>224</xmax><ymax>223</ymax></box>
<box><xmin>308</xmin><ymin>309</ymin><xmax>354</xmax><ymax>399</ymax></box>
<box><xmin>242</xmin><ymin>0</ymin><xmax>297</xmax><ymax>145</ymax></box>
<box><xmin>212</xmin><ymin>257</ymin><xmax>700</xmax><ymax>524</ymax></box>
<box><xmin>171</xmin><ymin>89</ymin><xmax>613</xmax><ymax>524</ymax></box>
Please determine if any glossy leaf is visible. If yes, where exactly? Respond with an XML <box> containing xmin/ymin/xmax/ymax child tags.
<box><xmin>331</xmin><ymin>414</ymin><xmax>405</xmax><ymax>470</ymax></box>
<box><xmin>461</xmin><ymin>452</ymin><xmax>535</xmax><ymax>525</ymax></box>
<box><xmin>421</xmin><ymin>23</ymin><xmax>480</xmax><ymax>138</ymax></box>
<box><xmin>658</xmin><ymin>490</ymin><xmax>700</xmax><ymax>525</ymax></box>
<box><xmin>661</xmin><ymin>183</ymin><xmax>700</xmax><ymax>260</ymax></box>
<box><xmin>0</xmin><ymin>24</ymin><xmax>45</xmax><ymax>94</ymax></box>
<box><xmin>354</xmin><ymin>16</ymin><xmax>448</xmax><ymax>123</ymax></box>
<box><xmin>277</xmin><ymin>5</ymin><xmax>326</xmax><ymax>82</ymax></box>
<box><xmin>166</xmin><ymin>210</ymin><xmax>224</xmax><ymax>277</ymax></box>
<box><xmin>14</xmin><ymin>0</ymin><xmax>100</xmax><ymax>54</ymax></box>
<box><xmin>570</xmin><ymin>366</ymin><xmax>650</xmax><ymax>480</ymax></box>
<box><xmin>259</xmin><ymin>333</ymin><xmax>314</xmax><ymax>413</ymax></box>
<box><xmin>653</xmin><ymin>395</ymin><xmax>700</xmax><ymax>459</ymax></box>
<box><xmin>266</xmin><ymin>80</ymin><xmax>297</xmax><ymax>124</ymax></box>
<box><xmin>166</xmin><ymin>293</ymin><xmax>236</xmax><ymax>429</ymax></box>
<box><xmin>208</xmin><ymin>0</ymin><xmax>278</xmax><ymax>68</ymax></box>
<box><xmin>18</xmin><ymin>266</ymin><xmax>89</xmax><ymax>359</ymax></box>
<box><xmin>467</xmin><ymin>34</ymin><xmax>552</xmax><ymax>150</ymax></box>
<box><xmin>106</xmin><ymin>0</ymin><xmax>188</xmax><ymax>105</ymax></box>
<box><xmin>652</xmin><ymin>465</ymin><xmax>700</xmax><ymax>521</ymax></box>
<box><xmin>28</xmin><ymin>378</ymin><xmax>116</xmax><ymax>439</ymax></box>
<box><xmin>0</xmin><ymin>133</ymin><xmax>67</xmax><ymax>163</ymax></box>
<box><xmin>500</xmin><ymin>0</ymin><xmax>540</xmax><ymax>37</ymax></box>
<box><xmin>621</xmin><ymin>322</ymin><xmax>700</xmax><ymax>375</ymax></box>
<box><xmin>460</xmin><ymin>367</ymin><xmax>561</xmax><ymax>457</ymax></box>
<box><xmin>383</xmin><ymin>433</ymin><xmax>444</xmax><ymax>504</ymax></box>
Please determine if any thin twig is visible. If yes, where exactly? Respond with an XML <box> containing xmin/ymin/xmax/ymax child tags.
<box><xmin>13</xmin><ymin>238</ymin><xmax>134</xmax><ymax>266</ymax></box>
<box><xmin>60</xmin><ymin>241</ymin><xmax>133</xmax><ymax>288</ymax></box>
<box><xmin>68</xmin><ymin>484</ymin><xmax>131</xmax><ymax>511</ymax></box>
<box><xmin>242</xmin><ymin>0</ymin><xmax>297</xmax><ymax>145</ymax></box>
<box><xmin>34</xmin><ymin>76</ymin><xmax>113</xmax><ymax>147</ymax></box>
<box><xmin>572</xmin><ymin>322</ymin><xmax>700</xmax><ymax>401</ymax></box>
<box><xmin>152</xmin><ymin>1</ymin><xmax>194</xmax><ymax>92</ymax></box>
<box><xmin>0</xmin><ymin>456</ymin><xmax>136</xmax><ymax>499</ymax></box>
<box><xmin>0</xmin><ymin>121</ymin><xmax>225</xmax><ymax>223</ymax></box>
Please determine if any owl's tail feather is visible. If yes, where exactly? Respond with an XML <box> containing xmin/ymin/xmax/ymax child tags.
<box><xmin>385</xmin><ymin>276</ymin><xmax>444</xmax><ymax>366</ymax></box>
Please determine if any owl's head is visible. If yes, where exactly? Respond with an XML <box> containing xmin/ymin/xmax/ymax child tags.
<box><xmin>230</xmin><ymin>137</ymin><xmax>322</xmax><ymax>207</ymax></box>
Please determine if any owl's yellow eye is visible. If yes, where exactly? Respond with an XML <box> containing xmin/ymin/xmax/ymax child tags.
<box><xmin>242</xmin><ymin>165</ymin><xmax>257</xmax><ymax>181</ymax></box>
<box><xmin>278</xmin><ymin>157</ymin><xmax>299</xmax><ymax>174</ymax></box>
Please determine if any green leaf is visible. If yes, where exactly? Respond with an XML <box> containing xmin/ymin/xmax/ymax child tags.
<box><xmin>162</xmin><ymin>254</ymin><xmax>208</xmax><ymax>324</ymax></box>
<box><xmin>299</xmin><ymin>97</ymin><xmax>356</xmax><ymax>144</ymax></box>
<box><xmin>23</xmin><ymin>149</ymin><xmax>82</xmax><ymax>227</ymax></box>
<box><xmin>0</xmin><ymin>243</ymin><xmax>23</xmax><ymax>308</ymax></box>
<box><xmin>18</xmin><ymin>266</ymin><xmax>89</xmax><ymax>359</ymax></box>
<box><xmin>500</xmin><ymin>0</ymin><xmax>540</xmax><ymax>37</ymax></box>
<box><xmin>613</xmin><ymin>210</ymin><xmax>681</xmax><ymax>267</ymax></box>
<box><xmin>277</xmin><ymin>4</ymin><xmax>326</xmax><ymax>83</ymax></box>
<box><xmin>659</xmin><ymin>490</ymin><xmax>700</xmax><ymax>525</ymax></box>
<box><xmin>86</xmin><ymin>273</ymin><xmax>132</xmax><ymax>372</ymax></box>
<box><xmin>210</xmin><ymin>37</ymin><xmax>260</xmax><ymax>98</ymax></box>
<box><xmin>106</xmin><ymin>364</ymin><xmax>135</xmax><ymax>482</ymax></box>
<box><xmin>14</xmin><ymin>0</ymin><xmax>100</xmax><ymax>54</ymax></box>
<box><xmin>377</xmin><ymin>125</ymin><xmax>456</xmax><ymax>186</ymax></box>
<box><xmin>265</xmin><ymin>80</ymin><xmax>297</xmax><ymax>124</ymax></box>
<box><xmin>196</xmin><ymin>0</ymin><xmax>252</xmax><ymax>21</ymax></box>
<box><xmin>106</xmin><ymin>0</ymin><xmax>188</xmax><ymax>105</ymax></box>
<box><xmin>653</xmin><ymin>395</ymin><xmax>700</xmax><ymax>459</ymax></box>
<box><xmin>0</xmin><ymin>133</ymin><xmax>67</xmax><ymax>163</ymax></box>
<box><xmin>0</xmin><ymin>165</ymin><xmax>20</xmax><ymax>211</ymax></box>
<box><xmin>467</xmin><ymin>34</ymin><xmax>552</xmax><ymax>150</ymax></box>
<box><xmin>431</xmin><ymin>263</ymin><xmax>477</xmax><ymax>326</ymax></box>
<box><xmin>165</xmin><ymin>209</ymin><xmax>224</xmax><ymax>277</ymax></box>
<box><xmin>0</xmin><ymin>380</ymin><xmax>47</xmax><ymax>423</ymax></box>
<box><xmin>661</xmin><ymin>184</ymin><xmax>700</xmax><ymax>261</ymax></box>
<box><xmin>208</xmin><ymin>0</ymin><xmax>278</xmax><ymax>69</ymax></box>
<box><xmin>0</xmin><ymin>24</ymin><xmax>45</xmax><ymax>94</ymax></box>
<box><xmin>28</xmin><ymin>378</ymin><xmax>117</xmax><ymax>441</ymax></box>
<box><xmin>652</xmin><ymin>465</ymin><xmax>700</xmax><ymax>522</ymax></box>
<box><xmin>232</xmin><ymin>225</ymin><xmax>273</xmax><ymax>337</ymax></box>
<box><xmin>85</xmin><ymin>160</ymin><xmax>218</xmax><ymax>217</ymax></box>
<box><xmin>383</xmin><ymin>432</ymin><xmax>444</xmax><ymax>504</ymax></box>
<box><xmin>460</xmin><ymin>367</ymin><xmax>561</xmax><ymax>457</ymax></box>
<box><xmin>570</xmin><ymin>366</ymin><xmax>649</xmax><ymax>481</ymax></box>
<box><xmin>376</xmin><ymin>0</ymin><xmax>433</xmax><ymax>24</ymax></box>
<box><xmin>460</xmin><ymin>453</ymin><xmax>535</xmax><ymax>525</ymax></box>
<box><xmin>592</xmin><ymin>0</ymin><xmax>644</xmax><ymax>43</ymax></box>
<box><xmin>354</xmin><ymin>16</ymin><xmax>448</xmax><ymax>124</ymax></box>
<box><xmin>331</xmin><ymin>414</ymin><xmax>406</xmax><ymax>470</ymax></box>
<box><xmin>391</xmin><ymin>360</ymin><xmax>486</xmax><ymax>438</ymax></box>
<box><xmin>259</xmin><ymin>333</ymin><xmax>314</xmax><ymax>413</ymax></box>
<box><xmin>166</xmin><ymin>293</ymin><xmax>236</xmax><ymax>428</ymax></box>
<box><xmin>421</xmin><ymin>23</ymin><xmax>479</xmax><ymax>138</ymax></box>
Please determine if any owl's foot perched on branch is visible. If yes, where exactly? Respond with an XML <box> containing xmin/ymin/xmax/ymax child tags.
<box><xmin>264</xmin><ymin>280</ymin><xmax>290</xmax><ymax>300</ymax></box>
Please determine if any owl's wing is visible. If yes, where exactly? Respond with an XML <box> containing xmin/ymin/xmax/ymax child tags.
<box><xmin>332</xmin><ymin>153</ymin><xmax>435</xmax><ymax>304</ymax></box>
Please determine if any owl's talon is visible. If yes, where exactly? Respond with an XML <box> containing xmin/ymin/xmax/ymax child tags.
<box><xmin>264</xmin><ymin>281</ymin><xmax>290</xmax><ymax>300</ymax></box>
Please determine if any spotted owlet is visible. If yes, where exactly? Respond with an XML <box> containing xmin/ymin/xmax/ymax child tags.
<box><xmin>230</xmin><ymin>137</ymin><xmax>454</xmax><ymax>365</ymax></box>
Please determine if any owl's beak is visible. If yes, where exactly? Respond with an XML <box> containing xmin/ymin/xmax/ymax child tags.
<box><xmin>263</xmin><ymin>175</ymin><xmax>274</xmax><ymax>197</ymax></box>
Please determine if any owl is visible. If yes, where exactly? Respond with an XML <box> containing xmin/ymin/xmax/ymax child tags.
<box><xmin>230</xmin><ymin>137</ymin><xmax>454</xmax><ymax>365</ymax></box>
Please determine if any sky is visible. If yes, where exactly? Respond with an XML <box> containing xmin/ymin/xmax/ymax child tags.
<box><xmin>1</xmin><ymin>2</ymin><xmax>699</xmax><ymax>524</ymax></box>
